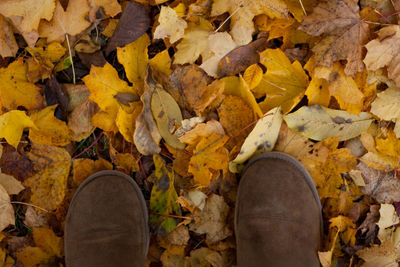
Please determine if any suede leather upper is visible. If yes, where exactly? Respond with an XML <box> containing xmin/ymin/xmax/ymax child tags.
<box><xmin>236</xmin><ymin>153</ymin><xmax>322</xmax><ymax>267</ymax></box>
<box><xmin>65</xmin><ymin>171</ymin><xmax>148</xmax><ymax>267</ymax></box>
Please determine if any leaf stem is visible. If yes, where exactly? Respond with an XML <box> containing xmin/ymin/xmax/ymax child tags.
<box><xmin>65</xmin><ymin>34</ymin><xmax>76</xmax><ymax>84</ymax></box>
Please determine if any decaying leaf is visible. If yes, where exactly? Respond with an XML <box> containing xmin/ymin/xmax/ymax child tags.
<box><xmin>284</xmin><ymin>105</ymin><xmax>373</xmax><ymax>141</ymax></box>
<box><xmin>23</xmin><ymin>143</ymin><xmax>71</xmax><ymax>211</ymax></box>
<box><xmin>151</xmin><ymin>87</ymin><xmax>185</xmax><ymax>149</ymax></box>
<box><xmin>105</xmin><ymin>1</ymin><xmax>150</xmax><ymax>55</ymax></box>
<box><xmin>211</xmin><ymin>0</ymin><xmax>288</xmax><ymax>45</ymax></box>
<box><xmin>356</xmin><ymin>162</ymin><xmax>400</xmax><ymax>203</ymax></box>
<box><xmin>150</xmin><ymin>154</ymin><xmax>181</xmax><ymax>236</ymax></box>
<box><xmin>299</xmin><ymin>0</ymin><xmax>368</xmax><ymax>76</ymax></box>
<box><xmin>154</xmin><ymin>6</ymin><xmax>187</xmax><ymax>44</ymax></box>
<box><xmin>356</xmin><ymin>240</ymin><xmax>398</xmax><ymax>267</ymax></box>
<box><xmin>364</xmin><ymin>25</ymin><xmax>400</xmax><ymax>87</ymax></box>
<box><xmin>0</xmin><ymin>15</ymin><xmax>18</xmax><ymax>58</ymax></box>
<box><xmin>230</xmin><ymin>107</ymin><xmax>282</xmax><ymax>173</ymax></box>
<box><xmin>0</xmin><ymin>110</ymin><xmax>36</xmax><ymax>149</ymax></box>
<box><xmin>252</xmin><ymin>48</ymin><xmax>309</xmax><ymax>114</ymax></box>
<box><xmin>0</xmin><ymin>184</ymin><xmax>14</xmax><ymax>231</ymax></box>
<box><xmin>134</xmin><ymin>68</ymin><xmax>162</xmax><ymax>155</ymax></box>
<box><xmin>189</xmin><ymin>194</ymin><xmax>232</xmax><ymax>244</ymax></box>
<box><xmin>0</xmin><ymin>173</ymin><xmax>24</xmax><ymax>195</ymax></box>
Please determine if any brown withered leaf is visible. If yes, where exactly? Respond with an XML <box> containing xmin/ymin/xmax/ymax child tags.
<box><xmin>299</xmin><ymin>0</ymin><xmax>368</xmax><ymax>76</ymax></box>
<box><xmin>364</xmin><ymin>25</ymin><xmax>400</xmax><ymax>87</ymax></box>
<box><xmin>0</xmin><ymin>15</ymin><xmax>18</xmax><ymax>58</ymax></box>
<box><xmin>44</xmin><ymin>75</ymin><xmax>69</xmax><ymax>121</ymax></box>
<box><xmin>77</xmin><ymin>51</ymin><xmax>107</xmax><ymax>69</ymax></box>
<box><xmin>356</xmin><ymin>162</ymin><xmax>400</xmax><ymax>203</ymax></box>
<box><xmin>189</xmin><ymin>194</ymin><xmax>232</xmax><ymax>244</ymax></box>
<box><xmin>0</xmin><ymin>144</ymin><xmax>34</xmax><ymax>182</ymax></box>
<box><xmin>133</xmin><ymin>68</ymin><xmax>162</xmax><ymax>155</ymax></box>
<box><xmin>72</xmin><ymin>158</ymin><xmax>112</xmax><ymax>185</ymax></box>
<box><xmin>218</xmin><ymin>37</ymin><xmax>268</xmax><ymax>77</ymax></box>
<box><xmin>358</xmin><ymin>204</ymin><xmax>379</xmax><ymax>246</ymax></box>
<box><xmin>105</xmin><ymin>2</ymin><xmax>150</xmax><ymax>55</ymax></box>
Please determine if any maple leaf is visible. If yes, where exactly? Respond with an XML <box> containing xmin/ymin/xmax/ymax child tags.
<box><xmin>364</xmin><ymin>25</ymin><xmax>400</xmax><ymax>87</ymax></box>
<box><xmin>356</xmin><ymin>240</ymin><xmax>398</xmax><ymax>267</ymax></box>
<box><xmin>154</xmin><ymin>6</ymin><xmax>188</xmax><ymax>44</ymax></box>
<box><xmin>29</xmin><ymin>105</ymin><xmax>71</xmax><ymax>146</ymax></box>
<box><xmin>117</xmin><ymin>34</ymin><xmax>150</xmax><ymax>92</ymax></box>
<box><xmin>0</xmin><ymin>15</ymin><xmax>18</xmax><ymax>58</ymax></box>
<box><xmin>252</xmin><ymin>48</ymin><xmax>309</xmax><ymax>114</ymax></box>
<box><xmin>39</xmin><ymin>0</ymin><xmax>91</xmax><ymax>42</ymax></box>
<box><xmin>82</xmin><ymin>62</ymin><xmax>139</xmax><ymax>133</ymax></box>
<box><xmin>0</xmin><ymin>58</ymin><xmax>44</xmax><ymax>111</ymax></box>
<box><xmin>0</xmin><ymin>0</ymin><xmax>55</xmax><ymax>33</ymax></box>
<box><xmin>23</xmin><ymin>143</ymin><xmax>71</xmax><ymax>211</ymax></box>
<box><xmin>189</xmin><ymin>194</ymin><xmax>232</xmax><ymax>244</ymax></box>
<box><xmin>299</xmin><ymin>0</ymin><xmax>368</xmax><ymax>76</ymax></box>
<box><xmin>0</xmin><ymin>110</ymin><xmax>36</xmax><ymax>149</ymax></box>
<box><xmin>211</xmin><ymin>0</ymin><xmax>288</xmax><ymax>45</ymax></box>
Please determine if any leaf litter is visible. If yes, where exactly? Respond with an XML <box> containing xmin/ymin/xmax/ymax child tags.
<box><xmin>1</xmin><ymin>0</ymin><xmax>400</xmax><ymax>266</ymax></box>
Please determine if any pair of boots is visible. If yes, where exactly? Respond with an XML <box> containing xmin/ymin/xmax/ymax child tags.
<box><xmin>65</xmin><ymin>152</ymin><xmax>322</xmax><ymax>266</ymax></box>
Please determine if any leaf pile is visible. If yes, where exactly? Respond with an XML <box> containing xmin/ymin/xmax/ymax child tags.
<box><xmin>1</xmin><ymin>0</ymin><xmax>400</xmax><ymax>266</ymax></box>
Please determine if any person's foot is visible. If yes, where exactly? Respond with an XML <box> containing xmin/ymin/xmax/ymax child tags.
<box><xmin>65</xmin><ymin>170</ymin><xmax>149</xmax><ymax>267</ymax></box>
<box><xmin>235</xmin><ymin>152</ymin><xmax>322</xmax><ymax>267</ymax></box>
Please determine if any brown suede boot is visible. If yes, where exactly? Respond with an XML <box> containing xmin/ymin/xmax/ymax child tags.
<box><xmin>65</xmin><ymin>170</ymin><xmax>149</xmax><ymax>267</ymax></box>
<box><xmin>235</xmin><ymin>152</ymin><xmax>322</xmax><ymax>267</ymax></box>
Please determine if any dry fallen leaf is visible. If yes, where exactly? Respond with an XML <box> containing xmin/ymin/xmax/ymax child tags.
<box><xmin>356</xmin><ymin>240</ymin><xmax>398</xmax><ymax>267</ymax></box>
<box><xmin>72</xmin><ymin>158</ymin><xmax>112</xmax><ymax>185</ymax></box>
<box><xmin>39</xmin><ymin>0</ymin><xmax>91</xmax><ymax>42</ymax></box>
<box><xmin>154</xmin><ymin>6</ymin><xmax>188</xmax><ymax>44</ymax></box>
<box><xmin>299</xmin><ymin>0</ymin><xmax>368</xmax><ymax>76</ymax></box>
<box><xmin>0</xmin><ymin>15</ymin><xmax>18</xmax><ymax>58</ymax></box>
<box><xmin>0</xmin><ymin>184</ymin><xmax>14</xmax><ymax>232</ymax></box>
<box><xmin>0</xmin><ymin>173</ymin><xmax>24</xmax><ymax>195</ymax></box>
<box><xmin>211</xmin><ymin>0</ymin><xmax>288</xmax><ymax>45</ymax></box>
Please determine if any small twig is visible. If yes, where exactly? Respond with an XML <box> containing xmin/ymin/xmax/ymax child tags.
<box><xmin>65</xmin><ymin>34</ymin><xmax>76</xmax><ymax>84</ymax></box>
<box><xmin>374</xmin><ymin>8</ymin><xmax>393</xmax><ymax>24</ymax></box>
<box><xmin>10</xmin><ymin>201</ymin><xmax>50</xmax><ymax>213</ymax></box>
<box><xmin>138</xmin><ymin>156</ymin><xmax>147</xmax><ymax>177</ymax></box>
<box><xmin>150</xmin><ymin>211</ymin><xmax>191</xmax><ymax>220</ymax></box>
<box><xmin>215</xmin><ymin>5</ymin><xmax>243</xmax><ymax>32</ymax></box>
<box><xmin>72</xmin><ymin>132</ymin><xmax>104</xmax><ymax>159</ymax></box>
<box><xmin>297</xmin><ymin>0</ymin><xmax>307</xmax><ymax>16</ymax></box>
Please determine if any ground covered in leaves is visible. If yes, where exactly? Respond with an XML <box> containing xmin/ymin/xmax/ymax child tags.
<box><xmin>1</xmin><ymin>0</ymin><xmax>400</xmax><ymax>266</ymax></box>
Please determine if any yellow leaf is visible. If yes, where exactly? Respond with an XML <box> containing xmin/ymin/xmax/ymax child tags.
<box><xmin>222</xmin><ymin>76</ymin><xmax>263</xmax><ymax>117</ymax></box>
<box><xmin>0</xmin><ymin>110</ymin><xmax>36</xmax><ymax>148</ymax></box>
<box><xmin>189</xmin><ymin>133</ymin><xmax>229</xmax><ymax>186</ymax></box>
<box><xmin>154</xmin><ymin>6</ymin><xmax>187</xmax><ymax>43</ymax></box>
<box><xmin>376</xmin><ymin>131</ymin><xmax>400</xmax><ymax>158</ymax></box>
<box><xmin>0</xmin><ymin>0</ymin><xmax>55</xmax><ymax>33</ymax></box>
<box><xmin>117</xmin><ymin>34</ymin><xmax>150</xmax><ymax>93</ymax></box>
<box><xmin>72</xmin><ymin>158</ymin><xmax>112</xmax><ymax>185</ymax></box>
<box><xmin>230</xmin><ymin>107</ymin><xmax>282</xmax><ymax>173</ymax></box>
<box><xmin>329</xmin><ymin>216</ymin><xmax>355</xmax><ymax>232</ymax></box>
<box><xmin>16</xmin><ymin>247</ymin><xmax>52</xmax><ymax>267</ymax></box>
<box><xmin>114</xmin><ymin>153</ymin><xmax>139</xmax><ymax>174</ymax></box>
<box><xmin>243</xmin><ymin>64</ymin><xmax>263</xmax><ymax>89</ymax></box>
<box><xmin>89</xmin><ymin>0</ymin><xmax>121</xmax><ymax>18</ymax></box>
<box><xmin>151</xmin><ymin>88</ymin><xmax>185</xmax><ymax>149</ymax></box>
<box><xmin>91</xmin><ymin>110</ymin><xmax>118</xmax><ymax>132</ymax></box>
<box><xmin>359</xmin><ymin>151</ymin><xmax>397</xmax><ymax>171</ymax></box>
<box><xmin>253</xmin><ymin>48</ymin><xmax>308</xmax><ymax>114</ymax></box>
<box><xmin>33</xmin><ymin>227</ymin><xmax>63</xmax><ymax>257</ymax></box>
<box><xmin>173</xmin><ymin>19</ymin><xmax>213</xmax><ymax>65</ymax></box>
<box><xmin>102</xmin><ymin>18</ymin><xmax>118</xmax><ymax>37</ymax></box>
<box><xmin>39</xmin><ymin>0</ymin><xmax>91</xmax><ymax>42</ymax></box>
<box><xmin>116</xmin><ymin>102</ymin><xmax>142</xmax><ymax>143</ymax></box>
<box><xmin>284</xmin><ymin>105</ymin><xmax>373</xmax><ymax>141</ymax></box>
<box><xmin>0</xmin><ymin>14</ymin><xmax>18</xmax><ymax>58</ymax></box>
<box><xmin>150</xmin><ymin>50</ymin><xmax>172</xmax><ymax>76</ymax></box>
<box><xmin>29</xmin><ymin>105</ymin><xmax>71</xmax><ymax>146</ymax></box>
<box><xmin>211</xmin><ymin>0</ymin><xmax>288</xmax><ymax>45</ymax></box>
<box><xmin>0</xmin><ymin>184</ymin><xmax>14</xmax><ymax>231</ymax></box>
<box><xmin>24</xmin><ymin>143</ymin><xmax>71</xmax><ymax>211</ymax></box>
<box><xmin>327</xmin><ymin>63</ymin><xmax>364</xmax><ymax>114</ymax></box>
<box><xmin>0</xmin><ymin>58</ymin><xmax>44</xmax><ymax>111</ymax></box>
<box><xmin>305</xmin><ymin>78</ymin><xmax>330</xmax><ymax>107</ymax></box>
<box><xmin>179</xmin><ymin>120</ymin><xmax>225</xmax><ymax>145</ymax></box>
